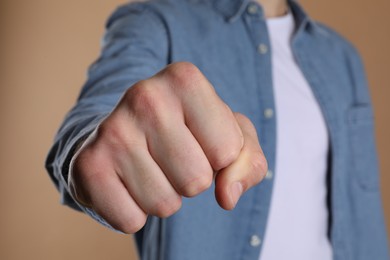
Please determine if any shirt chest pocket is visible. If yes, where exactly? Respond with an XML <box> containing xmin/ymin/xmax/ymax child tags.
<box><xmin>347</xmin><ymin>105</ymin><xmax>380</xmax><ymax>191</ymax></box>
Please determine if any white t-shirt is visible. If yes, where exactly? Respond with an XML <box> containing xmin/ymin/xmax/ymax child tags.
<box><xmin>259</xmin><ymin>12</ymin><xmax>333</xmax><ymax>260</ymax></box>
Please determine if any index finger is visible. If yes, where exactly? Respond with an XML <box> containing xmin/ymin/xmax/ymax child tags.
<box><xmin>214</xmin><ymin>113</ymin><xmax>268</xmax><ymax>210</ymax></box>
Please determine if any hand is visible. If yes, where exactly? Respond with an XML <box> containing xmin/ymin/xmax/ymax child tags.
<box><xmin>69</xmin><ymin>62</ymin><xmax>268</xmax><ymax>233</ymax></box>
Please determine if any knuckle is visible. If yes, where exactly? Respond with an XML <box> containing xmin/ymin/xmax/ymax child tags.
<box><xmin>179</xmin><ymin>174</ymin><xmax>213</xmax><ymax>197</ymax></box>
<box><xmin>234</xmin><ymin>112</ymin><xmax>251</xmax><ymax>125</ymax></box>
<box><xmin>96</xmin><ymin>120</ymin><xmax>123</xmax><ymax>146</ymax></box>
<box><xmin>164</xmin><ymin>62</ymin><xmax>205</xmax><ymax>92</ymax></box>
<box><xmin>210</xmin><ymin>146</ymin><xmax>241</xmax><ymax>171</ymax></box>
<box><xmin>71</xmin><ymin>147</ymin><xmax>109</xmax><ymax>190</ymax></box>
<box><xmin>151</xmin><ymin>195</ymin><xmax>182</xmax><ymax>218</ymax></box>
<box><xmin>126</xmin><ymin>81</ymin><xmax>169</xmax><ymax>128</ymax></box>
<box><xmin>127</xmin><ymin>81</ymin><xmax>162</xmax><ymax>114</ymax></box>
<box><xmin>116</xmin><ymin>214</ymin><xmax>147</xmax><ymax>234</ymax></box>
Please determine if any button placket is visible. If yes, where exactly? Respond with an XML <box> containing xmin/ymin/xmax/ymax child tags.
<box><xmin>257</xmin><ymin>43</ymin><xmax>268</xmax><ymax>54</ymax></box>
<box><xmin>250</xmin><ymin>235</ymin><xmax>262</xmax><ymax>247</ymax></box>
<box><xmin>265</xmin><ymin>170</ymin><xmax>273</xmax><ymax>180</ymax></box>
<box><xmin>264</xmin><ymin>108</ymin><xmax>274</xmax><ymax>118</ymax></box>
<box><xmin>247</xmin><ymin>3</ymin><xmax>259</xmax><ymax>15</ymax></box>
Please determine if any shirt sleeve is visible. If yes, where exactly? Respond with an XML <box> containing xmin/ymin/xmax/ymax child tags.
<box><xmin>45</xmin><ymin>2</ymin><xmax>169</xmax><ymax>230</ymax></box>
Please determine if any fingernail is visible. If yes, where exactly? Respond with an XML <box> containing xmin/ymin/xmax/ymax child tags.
<box><xmin>231</xmin><ymin>182</ymin><xmax>243</xmax><ymax>208</ymax></box>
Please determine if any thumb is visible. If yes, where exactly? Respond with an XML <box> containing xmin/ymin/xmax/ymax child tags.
<box><xmin>214</xmin><ymin>113</ymin><xmax>268</xmax><ymax>210</ymax></box>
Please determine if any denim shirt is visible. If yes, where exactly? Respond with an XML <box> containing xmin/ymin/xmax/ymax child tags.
<box><xmin>46</xmin><ymin>0</ymin><xmax>389</xmax><ymax>259</ymax></box>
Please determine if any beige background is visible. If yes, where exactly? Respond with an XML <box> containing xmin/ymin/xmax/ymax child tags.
<box><xmin>0</xmin><ymin>1</ymin><xmax>388</xmax><ymax>259</ymax></box>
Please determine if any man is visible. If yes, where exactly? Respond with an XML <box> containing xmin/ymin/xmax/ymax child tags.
<box><xmin>46</xmin><ymin>0</ymin><xmax>389</xmax><ymax>259</ymax></box>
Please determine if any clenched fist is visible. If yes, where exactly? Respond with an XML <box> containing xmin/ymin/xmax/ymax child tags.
<box><xmin>69</xmin><ymin>62</ymin><xmax>267</xmax><ymax>233</ymax></box>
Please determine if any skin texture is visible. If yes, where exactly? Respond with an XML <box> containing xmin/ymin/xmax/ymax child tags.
<box><xmin>67</xmin><ymin>0</ymin><xmax>287</xmax><ymax>235</ymax></box>
<box><xmin>69</xmin><ymin>64</ymin><xmax>268</xmax><ymax>233</ymax></box>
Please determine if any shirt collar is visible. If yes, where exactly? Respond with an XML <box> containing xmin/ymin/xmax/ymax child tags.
<box><xmin>212</xmin><ymin>0</ymin><xmax>315</xmax><ymax>32</ymax></box>
<box><xmin>211</xmin><ymin>0</ymin><xmax>249</xmax><ymax>22</ymax></box>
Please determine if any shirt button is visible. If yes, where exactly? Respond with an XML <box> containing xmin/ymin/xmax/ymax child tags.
<box><xmin>250</xmin><ymin>235</ymin><xmax>262</xmax><ymax>247</ymax></box>
<box><xmin>264</xmin><ymin>108</ymin><xmax>274</xmax><ymax>119</ymax></box>
<box><xmin>247</xmin><ymin>3</ymin><xmax>259</xmax><ymax>15</ymax></box>
<box><xmin>265</xmin><ymin>170</ymin><xmax>273</xmax><ymax>180</ymax></box>
<box><xmin>257</xmin><ymin>43</ymin><xmax>268</xmax><ymax>54</ymax></box>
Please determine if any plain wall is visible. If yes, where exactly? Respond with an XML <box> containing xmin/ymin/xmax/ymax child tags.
<box><xmin>0</xmin><ymin>1</ymin><xmax>388</xmax><ymax>259</ymax></box>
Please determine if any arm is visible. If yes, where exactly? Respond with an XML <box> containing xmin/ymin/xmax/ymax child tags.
<box><xmin>46</xmin><ymin>3</ymin><xmax>267</xmax><ymax>234</ymax></box>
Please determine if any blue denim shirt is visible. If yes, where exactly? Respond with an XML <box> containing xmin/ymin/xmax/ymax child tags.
<box><xmin>46</xmin><ymin>0</ymin><xmax>389</xmax><ymax>259</ymax></box>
